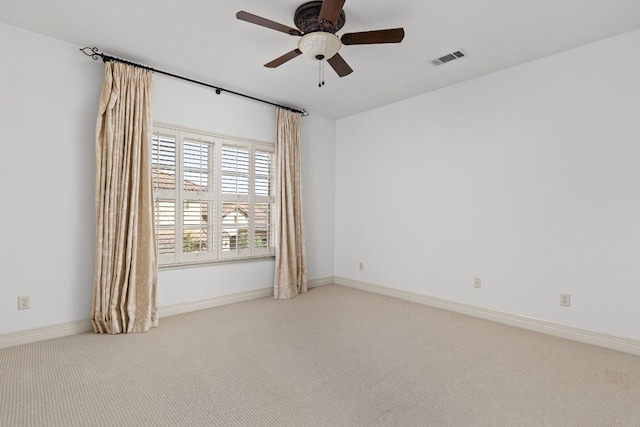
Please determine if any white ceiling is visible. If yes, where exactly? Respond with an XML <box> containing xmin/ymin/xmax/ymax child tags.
<box><xmin>2</xmin><ymin>0</ymin><xmax>640</xmax><ymax>119</ymax></box>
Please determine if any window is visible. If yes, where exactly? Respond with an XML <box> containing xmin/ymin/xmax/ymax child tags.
<box><xmin>152</xmin><ymin>125</ymin><xmax>275</xmax><ymax>266</ymax></box>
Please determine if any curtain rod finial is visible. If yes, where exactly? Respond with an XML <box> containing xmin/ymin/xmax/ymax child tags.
<box><xmin>80</xmin><ymin>47</ymin><xmax>103</xmax><ymax>61</ymax></box>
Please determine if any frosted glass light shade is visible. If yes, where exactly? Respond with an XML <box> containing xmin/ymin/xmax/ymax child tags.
<box><xmin>297</xmin><ymin>32</ymin><xmax>341</xmax><ymax>60</ymax></box>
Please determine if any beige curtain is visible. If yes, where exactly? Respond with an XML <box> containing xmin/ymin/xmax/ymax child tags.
<box><xmin>92</xmin><ymin>61</ymin><xmax>158</xmax><ymax>334</ymax></box>
<box><xmin>274</xmin><ymin>108</ymin><xmax>308</xmax><ymax>299</ymax></box>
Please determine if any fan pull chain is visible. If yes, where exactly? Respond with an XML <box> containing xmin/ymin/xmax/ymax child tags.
<box><xmin>318</xmin><ymin>59</ymin><xmax>325</xmax><ymax>88</ymax></box>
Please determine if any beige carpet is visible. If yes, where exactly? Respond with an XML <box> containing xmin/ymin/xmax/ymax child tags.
<box><xmin>1</xmin><ymin>284</ymin><xmax>639</xmax><ymax>426</ymax></box>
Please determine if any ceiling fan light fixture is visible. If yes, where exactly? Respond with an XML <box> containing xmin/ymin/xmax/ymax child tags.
<box><xmin>298</xmin><ymin>31</ymin><xmax>341</xmax><ymax>60</ymax></box>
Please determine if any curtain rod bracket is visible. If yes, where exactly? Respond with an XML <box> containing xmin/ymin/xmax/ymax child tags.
<box><xmin>79</xmin><ymin>46</ymin><xmax>306</xmax><ymax>116</ymax></box>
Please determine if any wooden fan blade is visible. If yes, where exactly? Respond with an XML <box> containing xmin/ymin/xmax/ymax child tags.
<box><xmin>264</xmin><ymin>49</ymin><xmax>303</xmax><ymax>68</ymax></box>
<box><xmin>327</xmin><ymin>53</ymin><xmax>353</xmax><ymax>77</ymax></box>
<box><xmin>236</xmin><ymin>11</ymin><xmax>302</xmax><ymax>36</ymax></box>
<box><xmin>341</xmin><ymin>28</ymin><xmax>405</xmax><ymax>45</ymax></box>
<box><xmin>318</xmin><ymin>0</ymin><xmax>346</xmax><ymax>26</ymax></box>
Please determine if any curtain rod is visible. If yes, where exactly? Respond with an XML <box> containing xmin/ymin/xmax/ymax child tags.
<box><xmin>80</xmin><ymin>47</ymin><xmax>308</xmax><ymax>116</ymax></box>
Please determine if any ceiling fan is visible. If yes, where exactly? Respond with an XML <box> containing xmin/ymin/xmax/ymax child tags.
<box><xmin>236</xmin><ymin>0</ymin><xmax>405</xmax><ymax>81</ymax></box>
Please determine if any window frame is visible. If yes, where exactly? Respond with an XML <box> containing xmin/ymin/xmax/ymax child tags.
<box><xmin>152</xmin><ymin>124</ymin><xmax>275</xmax><ymax>268</ymax></box>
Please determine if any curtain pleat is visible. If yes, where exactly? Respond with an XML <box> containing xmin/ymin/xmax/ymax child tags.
<box><xmin>274</xmin><ymin>108</ymin><xmax>307</xmax><ymax>299</ymax></box>
<box><xmin>92</xmin><ymin>62</ymin><xmax>158</xmax><ymax>333</ymax></box>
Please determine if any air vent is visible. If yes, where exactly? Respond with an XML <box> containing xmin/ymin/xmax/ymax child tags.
<box><xmin>432</xmin><ymin>50</ymin><xmax>468</xmax><ymax>66</ymax></box>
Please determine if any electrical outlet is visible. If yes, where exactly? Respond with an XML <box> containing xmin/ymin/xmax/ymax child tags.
<box><xmin>560</xmin><ymin>293</ymin><xmax>571</xmax><ymax>307</ymax></box>
<box><xmin>359</xmin><ymin>262</ymin><xmax>364</xmax><ymax>271</ymax></box>
<box><xmin>473</xmin><ymin>277</ymin><xmax>481</xmax><ymax>289</ymax></box>
<box><xmin>18</xmin><ymin>295</ymin><xmax>30</xmax><ymax>310</ymax></box>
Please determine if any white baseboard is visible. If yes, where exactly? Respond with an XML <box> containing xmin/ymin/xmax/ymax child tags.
<box><xmin>0</xmin><ymin>278</ymin><xmax>334</xmax><ymax>349</ymax></box>
<box><xmin>1</xmin><ymin>288</ymin><xmax>274</xmax><ymax>349</ymax></box>
<box><xmin>16</xmin><ymin>275</ymin><xmax>631</xmax><ymax>355</ymax></box>
<box><xmin>334</xmin><ymin>276</ymin><xmax>640</xmax><ymax>357</ymax></box>
<box><xmin>308</xmin><ymin>276</ymin><xmax>335</xmax><ymax>288</ymax></box>
<box><xmin>159</xmin><ymin>287</ymin><xmax>274</xmax><ymax>318</ymax></box>
<box><xmin>159</xmin><ymin>277</ymin><xmax>334</xmax><ymax>318</ymax></box>
<box><xmin>0</xmin><ymin>320</ymin><xmax>94</xmax><ymax>349</ymax></box>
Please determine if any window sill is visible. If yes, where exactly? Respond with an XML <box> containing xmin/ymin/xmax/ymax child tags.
<box><xmin>158</xmin><ymin>254</ymin><xmax>275</xmax><ymax>271</ymax></box>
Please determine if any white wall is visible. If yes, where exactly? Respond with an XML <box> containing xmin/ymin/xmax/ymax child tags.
<box><xmin>301</xmin><ymin>114</ymin><xmax>336</xmax><ymax>280</ymax></box>
<box><xmin>0</xmin><ymin>22</ymin><xmax>336</xmax><ymax>335</ymax></box>
<box><xmin>335</xmin><ymin>29</ymin><xmax>640</xmax><ymax>341</ymax></box>
<box><xmin>0</xmin><ymin>23</ymin><xmax>101</xmax><ymax>335</ymax></box>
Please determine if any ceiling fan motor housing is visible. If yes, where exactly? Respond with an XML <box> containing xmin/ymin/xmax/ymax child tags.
<box><xmin>294</xmin><ymin>1</ymin><xmax>346</xmax><ymax>34</ymax></box>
